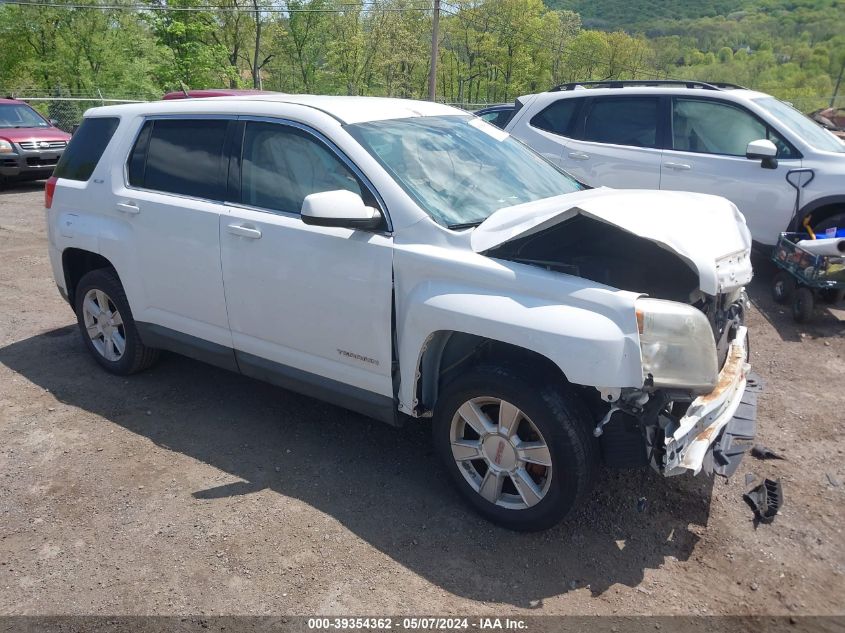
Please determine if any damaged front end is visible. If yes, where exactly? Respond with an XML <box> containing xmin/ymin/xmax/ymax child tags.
<box><xmin>480</xmin><ymin>196</ymin><xmax>758</xmax><ymax>478</ymax></box>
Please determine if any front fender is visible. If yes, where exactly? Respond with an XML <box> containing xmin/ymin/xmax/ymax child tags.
<box><xmin>395</xmin><ymin>279</ymin><xmax>644</xmax><ymax>415</ymax></box>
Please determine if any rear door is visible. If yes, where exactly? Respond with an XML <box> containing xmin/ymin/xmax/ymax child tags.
<box><xmin>109</xmin><ymin>117</ymin><xmax>234</xmax><ymax>352</ymax></box>
<box><xmin>562</xmin><ymin>95</ymin><xmax>663</xmax><ymax>188</ymax></box>
<box><xmin>659</xmin><ymin>97</ymin><xmax>801</xmax><ymax>245</ymax></box>
<box><xmin>219</xmin><ymin>118</ymin><xmax>395</xmax><ymax>416</ymax></box>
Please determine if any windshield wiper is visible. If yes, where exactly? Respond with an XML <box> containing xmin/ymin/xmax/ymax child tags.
<box><xmin>448</xmin><ymin>220</ymin><xmax>485</xmax><ymax>230</ymax></box>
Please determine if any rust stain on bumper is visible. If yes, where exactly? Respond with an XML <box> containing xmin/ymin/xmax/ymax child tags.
<box><xmin>697</xmin><ymin>341</ymin><xmax>746</xmax><ymax>405</ymax></box>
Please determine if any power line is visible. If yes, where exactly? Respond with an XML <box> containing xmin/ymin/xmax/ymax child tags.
<box><xmin>2</xmin><ymin>0</ymin><xmax>435</xmax><ymax>12</ymax></box>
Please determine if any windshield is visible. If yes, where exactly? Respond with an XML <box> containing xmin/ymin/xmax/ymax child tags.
<box><xmin>754</xmin><ymin>97</ymin><xmax>845</xmax><ymax>153</ymax></box>
<box><xmin>0</xmin><ymin>104</ymin><xmax>50</xmax><ymax>129</ymax></box>
<box><xmin>346</xmin><ymin>115</ymin><xmax>582</xmax><ymax>227</ymax></box>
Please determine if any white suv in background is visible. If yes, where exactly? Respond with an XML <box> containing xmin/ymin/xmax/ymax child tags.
<box><xmin>47</xmin><ymin>95</ymin><xmax>757</xmax><ymax>531</ymax></box>
<box><xmin>504</xmin><ymin>80</ymin><xmax>845</xmax><ymax>246</ymax></box>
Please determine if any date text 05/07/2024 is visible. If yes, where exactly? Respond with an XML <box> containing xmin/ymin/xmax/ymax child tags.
<box><xmin>307</xmin><ymin>617</ymin><xmax>528</xmax><ymax>630</ymax></box>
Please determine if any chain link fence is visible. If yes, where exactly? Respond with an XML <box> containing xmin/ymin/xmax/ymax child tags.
<box><xmin>16</xmin><ymin>97</ymin><xmax>146</xmax><ymax>133</ymax></box>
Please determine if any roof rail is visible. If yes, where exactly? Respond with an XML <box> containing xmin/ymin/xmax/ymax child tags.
<box><xmin>549</xmin><ymin>79</ymin><xmax>747</xmax><ymax>92</ymax></box>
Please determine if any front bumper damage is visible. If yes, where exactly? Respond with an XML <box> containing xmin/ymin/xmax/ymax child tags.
<box><xmin>662</xmin><ymin>326</ymin><xmax>759</xmax><ymax>477</ymax></box>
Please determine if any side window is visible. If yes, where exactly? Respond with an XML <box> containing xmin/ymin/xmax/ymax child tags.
<box><xmin>582</xmin><ymin>97</ymin><xmax>659</xmax><ymax>148</ymax></box>
<box><xmin>240</xmin><ymin>121</ymin><xmax>362</xmax><ymax>214</ymax></box>
<box><xmin>671</xmin><ymin>98</ymin><xmax>796</xmax><ymax>158</ymax></box>
<box><xmin>127</xmin><ymin>120</ymin><xmax>152</xmax><ymax>187</ymax></box>
<box><xmin>530</xmin><ymin>98</ymin><xmax>580</xmax><ymax>137</ymax></box>
<box><xmin>134</xmin><ymin>118</ymin><xmax>228</xmax><ymax>200</ymax></box>
<box><xmin>53</xmin><ymin>117</ymin><xmax>119</xmax><ymax>181</ymax></box>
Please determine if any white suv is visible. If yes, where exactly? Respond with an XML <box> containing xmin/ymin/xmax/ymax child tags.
<box><xmin>504</xmin><ymin>80</ymin><xmax>845</xmax><ymax>246</ymax></box>
<box><xmin>46</xmin><ymin>95</ymin><xmax>757</xmax><ymax>530</ymax></box>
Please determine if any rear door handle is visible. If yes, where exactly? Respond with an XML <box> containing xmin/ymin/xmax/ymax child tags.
<box><xmin>664</xmin><ymin>162</ymin><xmax>692</xmax><ymax>171</ymax></box>
<box><xmin>116</xmin><ymin>201</ymin><xmax>140</xmax><ymax>215</ymax></box>
<box><xmin>227</xmin><ymin>223</ymin><xmax>262</xmax><ymax>239</ymax></box>
<box><xmin>568</xmin><ymin>152</ymin><xmax>590</xmax><ymax>161</ymax></box>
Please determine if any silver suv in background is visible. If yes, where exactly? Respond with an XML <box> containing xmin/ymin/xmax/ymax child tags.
<box><xmin>501</xmin><ymin>80</ymin><xmax>845</xmax><ymax>246</ymax></box>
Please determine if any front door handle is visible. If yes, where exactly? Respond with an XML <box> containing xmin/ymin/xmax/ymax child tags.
<box><xmin>227</xmin><ymin>223</ymin><xmax>262</xmax><ymax>239</ymax></box>
<box><xmin>664</xmin><ymin>162</ymin><xmax>692</xmax><ymax>171</ymax></box>
<box><xmin>568</xmin><ymin>151</ymin><xmax>590</xmax><ymax>161</ymax></box>
<box><xmin>116</xmin><ymin>201</ymin><xmax>140</xmax><ymax>215</ymax></box>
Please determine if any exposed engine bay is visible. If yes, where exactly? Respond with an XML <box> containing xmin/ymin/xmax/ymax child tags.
<box><xmin>486</xmin><ymin>213</ymin><xmax>754</xmax><ymax>477</ymax></box>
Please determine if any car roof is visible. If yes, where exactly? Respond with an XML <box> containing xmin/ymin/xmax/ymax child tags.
<box><xmin>86</xmin><ymin>94</ymin><xmax>463</xmax><ymax>125</ymax></box>
<box><xmin>0</xmin><ymin>97</ymin><xmax>27</xmax><ymax>105</ymax></box>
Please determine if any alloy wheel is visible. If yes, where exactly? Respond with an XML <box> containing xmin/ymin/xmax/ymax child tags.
<box><xmin>449</xmin><ymin>396</ymin><xmax>553</xmax><ymax>510</ymax></box>
<box><xmin>81</xmin><ymin>288</ymin><xmax>126</xmax><ymax>361</ymax></box>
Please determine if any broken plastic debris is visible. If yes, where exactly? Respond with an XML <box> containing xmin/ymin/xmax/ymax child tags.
<box><xmin>750</xmin><ymin>444</ymin><xmax>785</xmax><ymax>461</ymax></box>
<box><xmin>743</xmin><ymin>478</ymin><xmax>783</xmax><ymax>525</ymax></box>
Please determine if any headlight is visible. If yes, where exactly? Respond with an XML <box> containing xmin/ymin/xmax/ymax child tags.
<box><xmin>636</xmin><ymin>298</ymin><xmax>718</xmax><ymax>393</ymax></box>
<box><xmin>0</xmin><ymin>140</ymin><xmax>13</xmax><ymax>154</ymax></box>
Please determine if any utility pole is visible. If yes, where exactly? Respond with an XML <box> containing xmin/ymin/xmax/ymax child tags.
<box><xmin>428</xmin><ymin>0</ymin><xmax>441</xmax><ymax>101</ymax></box>
<box><xmin>831</xmin><ymin>55</ymin><xmax>844</xmax><ymax>108</ymax></box>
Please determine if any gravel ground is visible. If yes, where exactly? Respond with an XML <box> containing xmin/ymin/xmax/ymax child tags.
<box><xmin>0</xmin><ymin>182</ymin><xmax>843</xmax><ymax>617</ymax></box>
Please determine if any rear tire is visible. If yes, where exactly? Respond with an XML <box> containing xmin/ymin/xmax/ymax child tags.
<box><xmin>74</xmin><ymin>268</ymin><xmax>159</xmax><ymax>375</ymax></box>
<box><xmin>432</xmin><ymin>364</ymin><xmax>598</xmax><ymax>531</ymax></box>
<box><xmin>792</xmin><ymin>287</ymin><xmax>815</xmax><ymax>323</ymax></box>
<box><xmin>771</xmin><ymin>270</ymin><xmax>796</xmax><ymax>305</ymax></box>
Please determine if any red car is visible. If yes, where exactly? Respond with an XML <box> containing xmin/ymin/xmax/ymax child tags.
<box><xmin>161</xmin><ymin>88</ymin><xmax>279</xmax><ymax>100</ymax></box>
<box><xmin>0</xmin><ymin>98</ymin><xmax>72</xmax><ymax>188</ymax></box>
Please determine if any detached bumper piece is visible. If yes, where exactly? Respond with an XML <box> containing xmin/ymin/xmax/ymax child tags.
<box><xmin>663</xmin><ymin>327</ymin><xmax>760</xmax><ymax>477</ymax></box>
<box><xmin>706</xmin><ymin>372</ymin><xmax>762</xmax><ymax>477</ymax></box>
<box><xmin>744</xmin><ymin>478</ymin><xmax>783</xmax><ymax>525</ymax></box>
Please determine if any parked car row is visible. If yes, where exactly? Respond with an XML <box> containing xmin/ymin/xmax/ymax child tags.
<box><xmin>45</xmin><ymin>93</ymin><xmax>759</xmax><ymax>530</ymax></box>
<box><xmin>475</xmin><ymin>80</ymin><xmax>845</xmax><ymax>247</ymax></box>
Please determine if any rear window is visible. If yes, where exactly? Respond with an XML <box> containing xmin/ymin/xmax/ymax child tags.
<box><xmin>530</xmin><ymin>98</ymin><xmax>581</xmax><ymax>136</ymax></box>
<box><xmin>53</xmin><ymin>117</ymin><xmax>119</xmax><ymax>181</ymax></box>
<box><xmin>128</xmin><ymin>118</ymin><xmax>228</xmax><ymax>200</ymax></box>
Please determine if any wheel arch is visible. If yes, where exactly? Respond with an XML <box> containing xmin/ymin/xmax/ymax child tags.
<box><xmin>413</xmin><ymin>331</ymin><xmax>567</xmax><ymax>416</ymax></box>
<box><xmin>61</xmin><ymin>248</ymin><xmax>116</xmax><ymax>307</ymax></box>
<box><xmin>791</xmin><ymin>195</ymin><xmax>845</xmax><ymax>231</ymax></box>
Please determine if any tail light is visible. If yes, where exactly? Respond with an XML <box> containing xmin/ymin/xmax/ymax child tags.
<box><xmin>45</xmin><ymin>176</ymin><xmax>57</xmax><ymax>209</ymax></box>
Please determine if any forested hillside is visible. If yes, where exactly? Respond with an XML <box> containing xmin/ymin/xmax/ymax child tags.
<box><xmin>0</xmin><ymin>0</ymin><xmax>842</xmax><ymax>111</ymax></box>
<box><xmin>546</xmin><ymin>0</ymin><xmax>755</xmax><ymax>29</ymax></box>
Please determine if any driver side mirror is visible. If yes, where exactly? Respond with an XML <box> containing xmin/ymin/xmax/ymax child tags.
<box><xmin>746</xmin><ymin>139</ymin><xmax>778</xmax><ymax>170</ymax></box>
<box><xmin>301</xmin><ymin>190</ymin><xmax>383</xmax><ymax>230</ymax></box>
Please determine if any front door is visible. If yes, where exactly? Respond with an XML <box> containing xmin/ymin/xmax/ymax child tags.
<box><xmin>219</xmin><ymin>119</ymin><xmax>395</xmax><ymax>417</ymax></box>
<box><xmin>659</xmin><ymin>97</ymin><xmax>802</xmax><ymax>246</ymax></box>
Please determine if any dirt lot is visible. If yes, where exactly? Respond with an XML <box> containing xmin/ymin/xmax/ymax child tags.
<box><xmin>0</xmin><ymin>182</ymin><xmax>843</xmax><ymax>617</ymax></box>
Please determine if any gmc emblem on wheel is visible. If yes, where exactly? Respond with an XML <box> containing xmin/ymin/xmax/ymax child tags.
<box><xmin>494</xmin><ymin>440</ymin><xmax>505</xmax><ymax>466</ymax></box>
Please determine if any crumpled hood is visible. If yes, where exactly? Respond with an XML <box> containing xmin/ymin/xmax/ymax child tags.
<box><xmin>471</xmin><ymin>188</ymin><xmax>753</xmax><ymax>295</ymax></box>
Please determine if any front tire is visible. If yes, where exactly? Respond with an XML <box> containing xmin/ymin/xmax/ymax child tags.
<box><xmin>432</xmin><ymin>364</ymin><xmax>598</xmax><ymax>531</ymax></box>
<box><xmin>74</xmin><ymin>268</ymin><xmax>159</xmax><ymax>375</ymax></box>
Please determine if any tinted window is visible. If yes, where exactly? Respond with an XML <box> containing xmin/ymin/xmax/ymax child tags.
<box><xmin>583</xmin><ymin>97</ymin><xmax>658</xmax><ymax>148</ymax></box>
<box><xmin>141</xmin><ymin>119</ymin><xmax>228</xmax><ymax>200</ymax></box>
<box><xmin>53</xmin><ymin>117</ymin><xmax>119</xmax><ymax>181</ymax></box>
<box><xmin>127</xmin><ymin>121</ymin><xmax>152</xmax><ymax>187</ymax></box>
<box><xmin>241</xmin><ymin>121</ymin><xmax>361</xmax><ymax>214</ymax></box>
<box><xmin>673</xmin><ymin>98</ymin><xmax>798</xmax><ymax>158</ymax></box>
<box><xmin>478</xmin><ymin>109</ymin><xmax>514</xmax><ymax>129</ymax></box>
<box><xmin>530</xmin><ymin>98</ymin><xmax>580</xmax><ymax>136</ymax></box>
